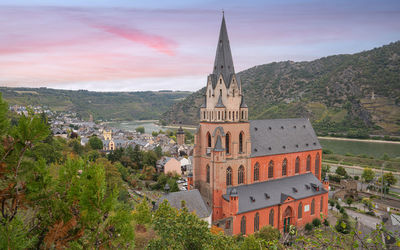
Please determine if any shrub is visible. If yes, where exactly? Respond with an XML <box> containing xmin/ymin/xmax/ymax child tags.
<box><xmin>335</xmin><ymin>216</ymin><xmax>351</xmax><ymax>234</ymax></box>
<box><xmin>305</xmin><ymin>223</ymin><xmax>313</xmax><ymax>232</ymax></box>
<box><xmin>339</xmin><ymin>207</ymin><xmax>345</xmax><ymax>214</ymax></box>
<box><xmin>312</xmin><ymin>218</ymin><xmax>321</xmax><ymax>227</ymax></box>
<box><xmin>336</xmin><ymin>203</ymin><xmax>341</xmax><ymax>210</ymax></box>
<box><xmin>254</xmin><ymin>225</ymin><xmax>281</xmax><ymax>242</ymax></box>
<box><xmin>323</xmin><ymin>219</ymin><xmax>329</xmax><ymax>226</ymax></box>
<box><xmin>354</xmin><ymin>176</ymin><xmax>360</xmax><ymax>180</ymax></box>
<box><xmin>366</xmin><ymin>211</ymin><xmax>375</xmax><ymax>216</ymax></box>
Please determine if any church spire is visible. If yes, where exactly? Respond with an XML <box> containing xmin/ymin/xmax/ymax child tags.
<box><xmin>213</xmin><ymin>14</ymin><xmax>235</xmax><ymax>79</ymax></box>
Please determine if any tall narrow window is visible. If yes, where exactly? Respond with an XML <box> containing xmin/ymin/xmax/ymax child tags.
<box><xmin>240</xmin><ymin>216</ymin><xmax>246</xmax><ymax>235</ymax></box>
<box><xmin>206</xmin><ymin>165</ymin><xmax>210</xmax><ymax>183</ymax></box>
<box><xmin>320</xmin><ymin>196</ymin><xmax>323</xmax><ymax>212</ymax></box>
<box><xmin>207</xmin><ymin>132</ymin><xmax>211</xmax><ymax>148</ymax></box>
<box><xmin>218</xmin><ymin>111</ymin><xmax>220</xmax><ymax>120</ymax></box>
<box><xmin>239</xmin><ymin>132</ymin><xmax>243</xmax><ymax>153</ymax></box>
<box><xmin>282</xmin><ymin>158</ymin><xmax>287</xmax><ymax>176</ymax></box>
<box><xmin>298</xmin><ymin>202</ymin><xmax>303</xmax><ymax>219</ymax></box>
<box><xmin>225</xmin><ymin>133</ymin><xmax>230</xmax><ymax>154</ymax></box>
<box><xmin>311</xmin><ymin>199</ymin><xmax>315</xmax><ymax>215</ymax></box>
<box><xmin>241</xmin><ymin>110</ymin><xmax>244</xmax><ymax>119</ymax></box>
<box><xmin>306</xmin><ymin>155</ymin><xmax>311</xmax><ymax>171</ymax></box>
<box><xmin>229</xmin><ymin>111</ymin><xmax>231</xmax><ymax>120</ymax></box>
<box><xmin>254</xmin><ymin>213</ymin><xmax>260</xmax><ymax>232</ymax></box>
<box><xmin>315</xmin><ymin>153</ymin><xmax>320</xmax><ymax>177</ymax></box>
<box><xmin>226</xmin><ymin>167</ymin><xmax>232</xmax><ymax>186</ymax></box>
<box><xmin>295</xmin><ymin>157</ymin><xmax>300</xmax><ymax>174</ymax></box>
<box><xmin>268</xmin><ymin>160</ymin><xmax>274</xmax><ymax>178</ymax></box>
<box><xmin>220</xmin><ymin>89</ymin><xmax>222</xmax><ymax>96</ymax></box>
<box><xmin>238</xmin><ymin>165</ymin><xmax>244</xmax><ymax>184</ymax></box>
<box><xmin>269</xmin><ymin>209</ymin><xmax>274</xmax><ymax>226</ymax></box>
<box><xmin>209</xmin><ymin>89</ymin><xmax>211</xmax><ymax>97</ymax></box>
<box><xmin>254</xmin><ymin>163</ymin><xmax>259</xmax><ymax>181</ymax></box>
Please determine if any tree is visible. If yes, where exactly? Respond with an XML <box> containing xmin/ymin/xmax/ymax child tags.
<box><xmin>336</xmin><ymin>166</ymin><xmax>347</xmax><ymax>177</ymax></box>
<box><xmin>88</xmin><ymin>135</ymin><xmax>103</xmax><ymax>150</ymax></box>
<box><xmin>254</xmin><ymin>225</ymin><xmax>281</xmax><ymax>242</ymax></box>
<box><xmin>135</xmin><ymin>126</ymin><xmax>145</xmax><ymax>134</ymax></box>
<box><xmin>133</xmin><ymin>198</ymin><xmax>152</xmax><ymax>225</ymax></box>
<box><xmin>143</xmin><ymin>150</ymin><xmax>158</xmax><ymax>167</ymax></box>
<box><xmin>154</xmin><ymin>145</ymin><xmax>163</xmax><ymax>158</ymax></box>
<box><xmin>382</xmin><ymin>172</ymin><xmax>397</xmax><ymax>186</ymax></box>
<box><xmin>329</xmin><ymin>199</ymin><xmax>335</xmax><ymax>210</ymax></box>
<box><xmin>346</xmin><ymin>197</ymin><xmax>353</xmax><ymax>207</ymax></box>
<box><xmin>362</xmin><ymin>168</ymin><xmax>375</xmax><ymax>183</ymax></box>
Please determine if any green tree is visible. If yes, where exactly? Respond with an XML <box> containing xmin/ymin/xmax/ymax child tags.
<box><xmin>362</xmin><ymin>168</ymin><xmax>375</xmax><ymax>183</ymax></box>
<box><xmin>254</xmin><ymin>225</ymin><xmax>281</xmax><ymax>242</ymax></box>
<box><xmin>336</xmin><ymin>166</ymin><xmax>347</xmax><ymax>177</ymax></box>
<box><xmin>131</xmin><ymin>145</ymin><xmax>143</xmax><ymax>169</ymax></box>
<box><xmin>135</xmin><ymin>126</ymin><xmax>145</xmax><ymax>134</ymax></box>
<box><xmin>346</xmin><ymin>197</ymin><xmax>353</xmax><ymax>207</ymax></box>
<box><xmin>154</xmin><ymin>145</ymin><xmax>163</xmax><ymax>158</ymax></box>
<box><xmin>133</xmin><ymin>198</ymin><xmax>152</xmax><ymax>225</ymax></box>
<box><xmin>143</xmin><ymin>150</ymin><xmax>158</xmax><ymax>167</ymax></box>
<box><xmin>89</xmin><ymin>135</ymin><xmax>103</xmax><ymax>150</ymax></box>
<box><xmin>382</xmin><ymin>172</ymin><xmax>397</xmax><ymax>186</ymax></box>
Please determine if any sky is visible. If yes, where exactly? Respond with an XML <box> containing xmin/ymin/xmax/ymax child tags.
<box><xmin>0</xmin><ymin>0</ymin><xmax>399</xmax><ymax>92</ymax></box>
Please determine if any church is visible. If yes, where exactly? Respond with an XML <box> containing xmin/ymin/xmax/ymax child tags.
<box><xmin>188</xmin><ymin>14</ymin><xmax>329</xmax><ymax>235</ymax></box>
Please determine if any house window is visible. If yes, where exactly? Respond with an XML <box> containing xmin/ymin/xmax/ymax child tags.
<box><xmin>320</xmin><ymin>196</ymin><xmax>323</xmax><ymax>212</ymax></box>
<box><xmin>207</xmin><ymin>132</ymin><xmax>211</xmax><ymax>148</ymax></box>
<box><xmin>254</xmin><ymin>213</ymin><xmax>260</xmax><ymax>232</ymax></box>
<box><xmin>254</xmin><ymin>163</ymin><xmax>259</xmax><ymax>181</ymax></box>
<box><xmin>311</xmin><ymin>199</ymin><xmax>315</xmax><ymax>215</ymax></box>
<box><xmin>240</xmin><ymin>216</ymin><xmax>246</xmax><ymax>235</ymax></box>
<box><xmin>226</xmin><ymin>167</ymin><xmax>232</xmax><ymax>186</ymax></box>
<box><xmin>315</xmin><ymin>153</ymin><xmax>320</xmax><ymax>177</ymax></box>
<box><xmin>282</xmin><ymin>158</ymin><xmax>287</xmax><ymax>176</ymax></box>
<box><xmin>206</xmin><ymin>165</ymin><xmax>210</xmax><ymax>183</ymax></box>
<box><xmin>238</xmin><ymin>165</ymin><xmax>244</xmax><ymax>184</ymax></box>
<box><xmin>225</xmin><ymin>133</ymin><xmax>230</xmax><ymax>154</ymax></box>
<box><xmin>268</xmin><ymin>160</ymin><xmax>274</xmax><ymax>178</ymax></box>
<box><xmin>298</xmin><ymin>202</ymin><xmax>303</xmax><ymax>219</ymax></box>
<box><xmin>239</xmin><ymin>132</ymin><xmax>244</xmax><ymax>153</ymax></box>
<box><xmin>295</xmin><ymin>157</ymin><xmax>300</xmax><ymax>174</ymax></box>
<box><xmin>306</xmin><ymin>155</ymin><xmax>311</xmax><ymax>171</ymax></box>
<box><xmin>269</xmin><ymin>209</ymin><xmax>274</xmax><ymax>226</ymax></box>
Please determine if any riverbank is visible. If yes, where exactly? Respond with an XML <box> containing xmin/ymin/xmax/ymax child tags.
<box><xmin>318</xmin><ymin>136</ymin><xmax>400</xmax><ymax>144</ymax></box>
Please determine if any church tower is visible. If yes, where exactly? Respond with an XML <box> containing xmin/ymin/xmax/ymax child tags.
<box><xmin>193</xmin><ymin>14</ymin><xmax>251</xmax><ymax>221</ymax></box>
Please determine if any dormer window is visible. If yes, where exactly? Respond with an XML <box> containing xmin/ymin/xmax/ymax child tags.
<box><xmin>250</xmin><ymin>196</ymin><xmax>255</xmax><ymax>202</ymax></box>
<box><xmin>292</xmin><ymin>187</ymin><xmax>298</xmax><ymax>193</ymax></box>
<box><xmin>264</xmin><ymin>193</ymin><xmax>270</xmax><ymax>199</ymax></box>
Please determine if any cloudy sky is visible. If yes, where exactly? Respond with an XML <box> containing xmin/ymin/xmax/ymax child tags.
<box><xmin>1</xmin><ymin>0</ymin><xmax>399</xmax><ymax>91</ymax></box>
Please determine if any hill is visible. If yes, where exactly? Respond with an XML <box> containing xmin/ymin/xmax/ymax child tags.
<box><xmin>0</xmin><ymin>87</ymin><xmax>191</xmax><ymax>121</ymax></box>
<box><xmin>161</xmin><ymin>41</ymin><xmax>400</xmax><ymax>136</ymax></box>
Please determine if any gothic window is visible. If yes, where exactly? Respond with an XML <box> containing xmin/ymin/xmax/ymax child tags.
<box><xmin>315</xmin><ymin>153</ymin><xmax>320</xmax><ymax>177</ymax></box>
<box><xmin>233</xmin><ymin>90</ymin><xmax>235</xmax><ymax>97</ymax></box>
<box><xmin>238</xmin><ymin>165</ymin><xmax>244</xmax><ymax>184</ymax></box>
<box><xmin>225</xmin><ymin>133</ymin><xmax>230</xmax><ymax>154</ymax></box>
<box><xmin>241</xmin><ymin>110</ymin><xmax>244</xmax><ymax>119</ymax></box>
<box><xmin>218</xmin><ymin>111</ymin><xmax>220</xmax><ymax>120</ymax></box>
<box><xmin>224</xmin><ymin>111</ymin><xmax>226</xmax><ymax>120</ymax></box>
<box><xmin>207</xmin><ymin>132</ymin><xmax>211</xmax><ymax>147</ymax></box>
<box><xmin>298</xmin><ymin>202</ymin><xmax>303</xmax><ymax>219</ymax></box>
<box><xmin>240</xmin><ymin>216</ymin><xmax>246</xmax><ymax>235</ymax></box>
<box><xmin>295</xmin><ymin>157</ymin><xmax>300</xmax><ymax>174</ymax></box>
<box><xmin>209</xmin><ymin>89</ymin><xmax>211</xmax><ymax>97</ymax></box>
<box><xmin>220</xmin><ymin>89</ymin><xmax>222</xmax><ymax>96</ymax></box>
<box><xmin>226</xmin><ymin>167</ymin><xmax>232</xmax><ymax>186</ymax></box>
<box><xmin>254</xmin><ymin>162</ymin><xmax>259</xmax><ymax>181</ymax></box>
<box><xmin>254</xmin><ymin>213</ymin><xmax>260</xmax><ymax>232</ymax></box>
<box><xmin>236</xmin><ymin>111</ymin><xmax>238</xmax><ymax>120</ymax></box>
<box><xmin>306</xmin><ymin>155</ymin><xmax>311</xmax><ymax>171</ymax></box>
<box><xmin>311</xmin><ymin>199</ymin><xmax>315</xmax><ymax>215</ymax></box>
<box><xmin>239</xmin><ymin>132</ymin><xmax>244</xmax><ymax>153</ymax></box>
<box><xmin>229</xmin><ymin>111</ymin><xmax>231</xmax><ymax>120</ymax></box>
<box><xmin>206</xmin><ymin>165</ymin><xmax>210</xmax><ymax>183</ymax></box>
<box><xmin>269</xmin><ymin>209</ymin><xmax>274</xmax><ymax>226</ymax></box>
<box><xmin>220</xmin><ymin>79</ymin><xmax>222</xmax><ymax>84</ymax></box>
<box><xmin>268</xmin><ymin>160</ymin><xmax>274</xmax><ymax>178</ymax></box>
<box><xmin>320</xmin><ymin>196</ymin><xmax>323</xmax><ymax>212</ymax></box>
<box><xmin>282</xmin><ymin>158</ymin><xmax>287</xmax><ymax>176</ymax></box>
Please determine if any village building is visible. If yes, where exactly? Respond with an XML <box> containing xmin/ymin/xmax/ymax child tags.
<box><xmin>189</xmin><ymin>14</ymin><xmax>329</xmax><ymax>235</ymax></box>
<box><xmin>176</xmin><ymin>126</ymin><xmax>185</xmax><ymax>145</ymax></box>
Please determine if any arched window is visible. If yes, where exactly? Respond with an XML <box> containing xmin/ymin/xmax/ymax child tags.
<box><xmin>295</xmin><ymin>157</ymin><xmax>300</xmax><ymax>174</ymax></box>
<box><xmin>238</xmin><ymin>165</ymin><xmax>244</xmax><ymax>184</ymax></box>
<box><xmin>206</xmin><ymin>165</ymin><xmax>210</xmax><ymax>183</ymax></box>
<box><xmin>241</xmin><ymin>110</ymin><xmax>244</xmax><ymax>119</ymax></box>
<box><xmin>315</xmin><ymin>153</ymin><xmax>320</xmax><ymax>177</ymax></box>
<box><xmin>226</xmin><ymin>167</ymin><xmax>232</xmax><ymax>186</ymax></box>
<box><xmin>282</xmin><ymin>158</ymin><xmax>287</xmax><ymax>176</ymax></box>
<box><xmin>239</xmin><ymin>132</ymin><xmax>244</xmax><ymax>153</ymax></box>
<box><xmin>269</xmin><ymin>209</ymin><xmax>274</xmax><ymax>226</ymax></box>
<box><xmin>298</xmin><ymin>202</ymin><xmax>303</xmax><ymax>219</ymax></box>
<box><xmin>268</xmin><ymin>160</ymin><xmax>274</xmax><ymax>179</ymax></box>
<box><xmin>225</xmin><ymin>133</ymin><xmax>230</xmax><ymax>154</ymax></box>
<box><xmin>320</xmin><ymin>196</ymin><xmax>323</xmax><ymax>212</ymax></box>
<box><xmin>306</xmin><ymin>155</ymin><xmax>311</xmax><ymax>171</ymax></box>
<box><xmin>311</xmin><ymin>199</ymin><xmax>315</xmax><ymax>215</ymax></box>
<box><xmin>209</xmin><ymin>89</ymin><xmax>211</xmax><ymax>97</ymax></box>
<box><xmin>207</xmin><ymin>132</ymin><xmax>211</xmax><ymax>148</ymax></box>
<box><xmin>229</xmin><ymin>111</ymin><xmax>231</xmax><ymax>120</ymax></box>
<box><xmin>254</xmin><ymin>213</ymin><xmax>259</xmax><ymax>232</ymax></box>
<box><xmin>240</xmin><ymin>216</ymin><xmax>246</xmax><ymax>235</ymax></box>
<box><xmin>220</xmin><ymin>89</ymin><xmax>222</xmax><ymax>96</ymax></box>
<box><xmin>254</xmin><ymin>163</ymin><xmax>260</xmax><ymax>181</ymax></box>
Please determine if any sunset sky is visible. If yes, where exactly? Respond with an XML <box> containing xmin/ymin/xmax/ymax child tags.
<box><xmin>1</xmin><ymin>0</ymin><xmax>399</xmax><ymax>91</ymax></box>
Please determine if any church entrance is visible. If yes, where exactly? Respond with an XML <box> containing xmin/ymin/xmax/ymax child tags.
<box><xmin>283</xmin><ymin>206</ymin><xmax>293</xmax><ymax>233</ymax></box>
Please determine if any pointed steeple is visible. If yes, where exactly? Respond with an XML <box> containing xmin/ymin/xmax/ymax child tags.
<box><xmin>213</xmin><ymin>14</ymin><xmax>235</xmax><ymax>81</ymax></box>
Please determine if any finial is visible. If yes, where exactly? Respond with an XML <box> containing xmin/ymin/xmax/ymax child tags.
<box><xmin>222</xmin><ymin>9</ymin><xmax>224</xmax><ymax>16</ymax></box>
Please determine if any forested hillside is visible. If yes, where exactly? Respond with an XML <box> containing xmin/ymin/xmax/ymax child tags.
<box><xmin>161</xmin><ymin>41</ymin><xmax>400</xmax><ymax>136</ymax></box>
<box><xmin>0</xmin><ymin>87</ymin><xmax>191</xmax><ymax>121</ymax></box>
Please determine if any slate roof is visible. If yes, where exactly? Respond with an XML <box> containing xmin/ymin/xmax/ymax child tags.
<box><xmin>240</xmin><ymin>96</ymin><xmax>248</xmax><ymax>108</ymax></box>
<box><xmin>223</xmin><ymin>173</ymin><xmax>327</xmax><ymax>214</ymax></box>
<box><xmin>155</xmin><ymin>189</ymin><xmax>211</xmax><ymax>218</ymax></box>
<box><xmin>249</xmin><ymin>118</ymin><xmax>321</xmax><ymax>157</ymax></box>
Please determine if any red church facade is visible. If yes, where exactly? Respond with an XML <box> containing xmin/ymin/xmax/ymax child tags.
<box><xmin>190</xmin><ymin>14</ymin><xmax>329</xmax><ymax>235</ymax></box>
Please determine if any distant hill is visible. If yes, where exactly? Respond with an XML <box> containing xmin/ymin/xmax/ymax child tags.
<box><xmin>161</xmin><ymin>41</ymin><xmax>400</xmax><ymax>136</ymax></box>
<box><xmin>0</xmin><ymin>87</ymin><xmax>191</xmax><ymax>121</ymax></box>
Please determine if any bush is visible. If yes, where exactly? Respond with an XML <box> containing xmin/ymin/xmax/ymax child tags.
<box><xmin>339</xmin><ymin>207</ymin><xmax>345</xmax><ymax>214</ymax></box>
<box><xmin>323</xmin><ymin>219</ymin><xmax>329</xmax><ymax>226</ymax></box>
<box><xmin>312</xmin><ymin>218</ymin><xmax>321</xmax><ymax>227</ymax></box>
<box><xmin>336</xmin><ymin>203</ymin><xmax>341</xmax><ymax>210</ymax></box>
<box><xmin>335</xmin><ymin>216</ymin><xmax>351</xmax><ymax>234</ymax></box>
<box><xmin>365</xmin><ymin>211</ymin><xmax>375</xmax><ymax>216</ymax></box>
<box><xmin>354</xmin><ymin>176</ymin><xmax>360</xmax><ymax>180</ymax></box>
<box><xmin>305</xmin><ymin>223</ymin><xmax>313</xmax><ymax>232</ymax></box>
<box><xmin>254</xmin><ymin>225</ymin><xmax>281</xmax><ymax>242</ymax></box>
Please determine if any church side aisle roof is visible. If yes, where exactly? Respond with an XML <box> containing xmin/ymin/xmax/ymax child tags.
<box><xmin>249</xmin><ymin>118</ymin><xmax>321</xmax><ymax>157</ymax></box>
<box><xmin>223</xmin><ymin>173</ymin><xmax>327</xmax><ymax>214</ymax></box>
